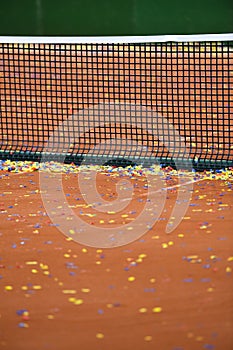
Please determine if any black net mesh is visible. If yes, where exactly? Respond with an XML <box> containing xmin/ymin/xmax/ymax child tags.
<box><xmin>0</xmin><ymin>40</ymin><xmax>232</xmax><ymax>169</ymax></box>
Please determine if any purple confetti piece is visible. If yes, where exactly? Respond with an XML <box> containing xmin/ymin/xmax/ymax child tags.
<box><xmin>200</xmin><ymin>278</ymin><xmax>211</xmax><ymax>283</ymax></box>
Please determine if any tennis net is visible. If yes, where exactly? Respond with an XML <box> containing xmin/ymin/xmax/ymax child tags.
<box><xmin>0</xmin><ymin>34</ymin><xmax>232</xmax><ymax>170</ymax></box>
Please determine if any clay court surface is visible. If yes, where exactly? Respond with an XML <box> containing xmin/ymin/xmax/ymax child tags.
<box><xmin>0</xmin><ymin>166</ymin><xmax>232</xmax><ymax>350</ymax></box>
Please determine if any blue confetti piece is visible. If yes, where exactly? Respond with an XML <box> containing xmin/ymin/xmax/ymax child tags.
<box><xmin>17</xmin><ymin>309</ymin><xmax>28</xmax><ymax>316</ymax></box>
<box><xmin>12</xmin><ymin>243</ymin><xmax>17</xmax><ymax>249</ymax></box>
<box><xmin>202</xmin><ymin>264</ymin><xmax>211</xmax><ymax>269</ymax></box>
<box><xmin>66</xmin><ymin>262</ymin><xmax>78</xmax><ymax>269</ymax></box>
<box><xmin>98</xmin><ymin>309</ymin><xmax>104</xmax><ymax>315</ymax></box>
<box><xmin>203</xmin><ymin>344</ymin><xmax>215</xmax><ymax>350</ymax></box>
<box><xmin>18</xmin><ymin>322</ymin><xmax>27</xmax><ymax>328</ymax></box>
<box><xmin>183</xmin><ymin>278</ymin><xmax>193</xmax><ymax>283</ymax></box>
<box><xmin>34</xmin><ymin>223</ymin><xmax>41</xmax><ymax>228</ymax></box>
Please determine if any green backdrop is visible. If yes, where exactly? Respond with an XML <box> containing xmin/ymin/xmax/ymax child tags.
<box><xmin>0</xmin><ymin>0</ymin><xmax>232</xmax><ymax>36</ymax></box>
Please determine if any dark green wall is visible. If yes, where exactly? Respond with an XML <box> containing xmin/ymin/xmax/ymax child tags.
<box><xmin>0</xmin><ymin>0</ymin><xmax>232</xmax><ymax>36</ymax></box>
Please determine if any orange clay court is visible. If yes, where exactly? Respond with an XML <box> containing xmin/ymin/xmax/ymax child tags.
<box><xmin>0</xmin><ymin>38</ymin><xmax>232</xmax><ymax>350</ymax></box>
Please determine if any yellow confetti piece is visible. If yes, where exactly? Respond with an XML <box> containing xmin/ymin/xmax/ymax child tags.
<box><xmin>96</xmin><ymin>333</ymin><xmax>104</xmax><ymax>339</ymax></box>
<box><xmin>106</xmin><ymin>303</ymin><xmax>113</xmax><ymax>308</ymax></box>
<box><xmin>62</xmin><ymin>290</ymin><xmax>77</xmax><ymax>294</ymax></box>
<box><xmin>5</xmin><ymin>285</ymin><xmax>13</xmax><ymax>291</ymax></box>
<box><xmin>68</xmin><ymin>297</ymin><xmax>76</xmax><ymax>303</ymax></box>
<box><xmin>66</xmin><ymin>237</ymin><xmax>73</xmax><ymax>241</ymax></box>
<box><xmin>47</xmin><ymin>315</ymin><xmax>55</xmax><ymax>320</ymax></box>
<box><xmin>107</xmin><ymin>211</ymin><xmax>116</xmax><ymax>214</ymax></box>
<box><xmin>152</xmin><ymin>307</ymin><xmax>162</xmax><ymax>313</ymax></box>
<box><xmin>32</xmin><ymin>285</ymin><xmax>42</xmax><ymax>290</ymax></box>
<box><xmin>196</xmin><ymin>336</ymin><xmax>204</xmax><ymax>342</ymax></box>
<box><xmin>99</xmin><ymin>220</ymin><xmax>105</xmax><ymax>224</ymax></box>
<box><xmin>96</xmin><ymin>261</ymin><xmax>101</xmax><ymax>265</ymax></box>
<box><xmin>69</xmin><ymin>229</ymin><xmax>75</xmax><ymax>235</ymax></box>
<box><xmin>187</xmin><ymin>255</ymin><xmax>199</xmax><ymax>259</ymax></box>
<box><xmin>64</xmin><ymin>254</ymin><xmax>70</xmax><ymax>258</ymax></box>
<box><xmin>81</xmin><ymin>288</ymin><xmax>90</xmax><ymax>293</ymax></box>
<box><xmin>21</xmin><ymin>286</ymin><xmax>28</xmax><ymax>291</ymax></box>
<box><xmin>25</xmin><ymin>261</ymin><xmax>38</xmax><ymax>265</ymax></box>
<box><xmin>168</xmin><ymin>241</ymin><xmax>174</xmax><ymax>246</ymax></box>
<box><xmin>127</xmin><ymin>227</ymin><xmax>133</xmax><ymax>231</ymax></box>
<box><xmin>144</xmin><ymin>335</ymin><xmax>152</xmax><ymax>341</ymax></box>
<box><xmin>207</xmin><ymin>287</ymin><xmax>214</xmax><ymax>292</ymax></box>
<box><xmin>40</xmin><ymin>263</ymin><xmax>48</xmax><ymax>270</ymax></box>
<box><xmin>139</xmin><ymin>307</ymin><xmax>147</xmax><ymax>313</ymax></box>
<box><xmin>82</xmin><ymin>248</ymin><xmax>88</xmax><ymax>253</ymax></box>
<box><xmin>128</xmin><ymin>276</ymin><xmax>135</xmax><ymax>282</ymax></box>
<box><xmin>227</xmin><ymin>256</ymin><xmax>233</xmax><ymax>262</ymax></box>
<box><xmin>74</xmin><ymin>299</ymin><xmax>83</xmax><ymax>305</ymax></box>
<box><xmin>162</xmin><ymin>243</ymin><xmax>168</xmax><ymax>249</ymax></box>
<box><xmin>31</xmin><ymin>269</ymin><xmax>38</xmax><ymax>274</ymax></box>
<box><xmin>138</xmin><ymin>254</ymin><xmax>147</xmax><ymax>259</ymax></box>
<box><xmin>226</xmin><ymin>267</ymin><xmax>232</xmax><ymax>273</ymax></box>
<box><xmin>109</xmin><ymin>219</ymin><xmax>115</xmax><ymax>223</ymax></box>
<box><xmin>150</xmin><ymin>278</ymin><xmax>156</xmax><ymax>283</ymax></box>
<box><xmin>121</xmin><ymin>214</ymin><xmax>129</xmax><ymax>218</ymax></box>
<box><xmin>86</xmin><ymin>213</ymin><xmax>96</xmax><ymax>218</ymax></box>
<box><xmin>210</xmin><ymin>255</ymin><xmax>217</xmax><ymax>260</ymax></box>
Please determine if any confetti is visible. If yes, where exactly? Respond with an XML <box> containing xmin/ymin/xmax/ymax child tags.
<box><xmin>128</xmin><ymin>276</ymin><xmax>135</xmax><ymax>282</ymax></box>
<box><xmin>152</xmin><ymin>307</ymin><xmax>162</xmax><ymax>313</ymax></box>
<box><xmin>5</xmin><ymin>285</ymin><xmax>13</xmax><ymax>291</ymax></box>
<box><xmin>96</xmin><ymin>333</ymin><xmax>104</xmax><ymax>339</ymax></box>
<box><xmin>139</xmin><ymin>307</ymin><xmax>147</xmax><ymax>313</ymax></box>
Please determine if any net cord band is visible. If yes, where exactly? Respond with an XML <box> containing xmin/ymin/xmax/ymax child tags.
<box><xmin>0</xmin><ymin>33</ymin><xmax>232</xmax><ymax>44</ymax></box>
